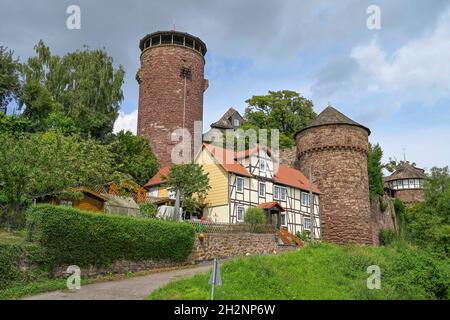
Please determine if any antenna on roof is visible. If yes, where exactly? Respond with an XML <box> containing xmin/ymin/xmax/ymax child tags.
<box><xmin>403</xmin><ymin>148</ymin><xmax>406</xmax><ymax>162</ymax></box>
<box><xmin>172</xmin><ymin>21</ymin><xmax>176</xmax><ymax>31</ymax></box>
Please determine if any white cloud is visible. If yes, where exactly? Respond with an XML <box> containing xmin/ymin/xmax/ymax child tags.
<box><xmin>350</xmin><ymin>8</ymin><xmax>450</xmax><ymax>97</ymax></box>
<box><xmin>113</xmin><ymin>110</ymin><xmax>138</xmax><ymax>134</ymax></box>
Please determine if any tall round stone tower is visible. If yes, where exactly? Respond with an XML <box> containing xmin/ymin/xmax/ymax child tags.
<box><xmin>137</xmin><ymin>31</ymin><xmax>208</xmax><ymax>167</ymax></box>
<box><xmin>295</xmin><ymin>106</ymin><xmax>373</xmax><ymax>245</ymax></box>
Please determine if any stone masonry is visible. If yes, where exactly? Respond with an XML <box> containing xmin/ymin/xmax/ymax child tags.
<box><xmin>394</xmin><ymin>189</ymin><xmax>425</xmax><ymax>204</ymax></box>
<box><xmin>137</xmin><ymin>32</ymin><xmax>208</xmax><ymax>167</ymax></box>
<box><xmin>296</xmin><ymin>122</ymin><xmax>373</xmax><ymax>245</ymax></box>
<box><xmin>193</xmin><ymin>233</ymin><xmax>292</xmax><ymax>261</ymax></box>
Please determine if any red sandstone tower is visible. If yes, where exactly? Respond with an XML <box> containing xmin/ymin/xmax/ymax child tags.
<box><xmin>295</xmin><ymin>106</ymin><xmax>373</xmax><ymax>245</ymax></box>
<box><xmin>137</xmin><ymin>31</ymin><xmax>208</xmax><ymax>166</ymax></box>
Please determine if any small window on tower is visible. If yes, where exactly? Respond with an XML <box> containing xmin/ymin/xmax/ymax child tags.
<box><xmin>180</xmin><ymin>66</ymin><xmax>192</xmax><ymax>80</ymax></box>
<box><xmin>152</xmin><ymin>36</ymin><xmax>160</xmax><ymax>45</ymax></box>
<box><xmin>161</xmin><ymin>34</ymin><xmax>172</xmax><ymax>44</ymax></box>
<box><xmin>185</xmin><ymin>38</ymin><xmax>194</xmax><ymax>48</ymax></box>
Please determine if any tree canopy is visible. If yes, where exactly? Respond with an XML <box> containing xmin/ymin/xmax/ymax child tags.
<box><xmin>18</xmin><ymin>40</ymin><xmax>125</xmax><ymax>140</ymax></box>
<box><xmin>368</xmin><ymin>143</ymin><xmax>384</xmax><ymax>201</ymax></box>
<box><xmin>242</xmin><ymin>90</ymin><xmax>316</xmax><ymax>149</ymax></box>
<box><xmin>0</xmin><ymin>131</ymin><xmax>114</xmax><ymax>228</ymax></box>
<box><xmin>110</xmin><ymin>130</ymin><xmax>159</xmax><ymax>186</ymax></box>
<box><xmin>164</xmin><ymin>164</ymin><xmax>210</xmax><ymax>217</ymax></box>
<box><xmin>0</xmin><ymin>46</ymin><xmax>20</xmax><ymax>112</ymax></box>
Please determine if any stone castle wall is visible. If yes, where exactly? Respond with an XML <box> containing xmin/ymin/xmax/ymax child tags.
<box><xmin>137</xmin><ymin>45</ymin><xmax>207</xmax><ymax>166</ymax></box>
<box><xmin>296</xmin><ymin>124</ymin><xmax>373</xmax><ymax>245</ymax></box>
<box><xmin>370</xmin><ymin>196</ymin><xmax>398</xmax><ymax>246</ymax></box>
<box><xmin>394</xmin><ymin>189</ymin><xmax>425</xmax><ymax>204</ymax></box>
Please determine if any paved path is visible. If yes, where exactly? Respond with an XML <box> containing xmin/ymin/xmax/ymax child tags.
<box><xmin>24</xmin><ymin>264</ymin><xmax>212</xmax><ymax>300</ymax></box>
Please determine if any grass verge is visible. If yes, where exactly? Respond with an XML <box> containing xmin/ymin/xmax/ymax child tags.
<box><xmin>148</xmin><ymin>243</ymin><xmax>449</xmax><ymax>300</ymax></box>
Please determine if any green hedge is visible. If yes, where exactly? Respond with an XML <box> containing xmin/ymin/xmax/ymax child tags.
<box><xmin>26</xmin><ymin>205</ymin><xmax>195</xmax><ymax>267</ymax></box>
<box><xmin>0</xmin><ymin>242</ymin><xmax>50</xmax><ymax>290</ymax></box>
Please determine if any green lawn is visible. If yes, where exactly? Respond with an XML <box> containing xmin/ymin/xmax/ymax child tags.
<box><xmin>149</xmin><ymin>243</ymin><xmax>449</xmax><ymax>300</ymax></box>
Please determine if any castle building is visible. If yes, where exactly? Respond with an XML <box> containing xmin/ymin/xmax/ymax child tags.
<box><xmin>384</xmin><ymin>164</ymin><xmax>425</xmax><ymax>204</ymax></box>
<box><xmin>137</xmin><ymin>31</ymin><xmax>209</xmax><ymax>167</ymax></box>
<box><xmin>295</xmin><ymin>106</ymin><xmax>373</xmax><ymax>245</ymax></box>
<box><xmin>203</xmin><ymin>107</ymin><xmax>245</xmax><ymax>144</ymax></box>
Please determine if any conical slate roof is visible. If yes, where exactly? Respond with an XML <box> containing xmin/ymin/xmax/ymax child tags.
<box><xmin>296</xmin><ymin>106</ymin><xmax>371</xmax><ymax>136</ymax></box>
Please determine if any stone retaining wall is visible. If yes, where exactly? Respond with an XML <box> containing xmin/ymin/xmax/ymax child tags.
<box><xmin>20</xmin><ymin>233</ymin><xmax>292</xmax><ymax>278</ymax></box>
<box><xmin>193</xmin><ymin>233</ymin><xmax>291</xmax><ymax>261</ymax></box>
<box><xmin>52</xmin><ymin>259</ymin><xmax>190</xmax><ymax>278</ymax></box>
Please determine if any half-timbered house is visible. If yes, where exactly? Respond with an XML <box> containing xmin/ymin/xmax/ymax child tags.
<box><xmin>195</xmin><ymin>144</ymin><xmax>321</xmax><ymax>238</ymax></box>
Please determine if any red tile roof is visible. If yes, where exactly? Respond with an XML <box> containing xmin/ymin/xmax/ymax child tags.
<box><xmin>235</xmin><ymin>144</ymin><xmax>272</xmax><ymax>159</ymax></box>
<box><xmin>257</xmin><ymin>201</ymin><xmax>285</xmax><ymax>211</ymax></box>
<box><xmin>274</xmin><ymin>164</ymin><xmax>321</xmax><ymax>194</ymax></box>
<box><xmin>143</xmin><ymin>166</ymin><xmax>170</xmax><ymax>187</ymax></box>
<box><xmin>203</xmin><ymin>144</ymin><xmax>320</xmax><ymax>193</ymax></box>
<box><xmin>203</xmin><ymin>144</ymin><xmax>252</xmax><ymax>177</ymax></box>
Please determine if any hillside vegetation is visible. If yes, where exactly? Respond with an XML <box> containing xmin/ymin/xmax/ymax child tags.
<box><xmin>149</xmin><ymin>243</ymin><xmax>449</xmax><ymax>300</ymax></box>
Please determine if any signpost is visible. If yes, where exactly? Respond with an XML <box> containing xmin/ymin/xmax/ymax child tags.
<box><xmin>209</xmin><ymin>258</ymin><xmax>222</xmax><ymax>300</ymax></box>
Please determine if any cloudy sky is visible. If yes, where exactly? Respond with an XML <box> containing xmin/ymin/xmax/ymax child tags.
<box><xmin>1</xmin><ymin>0</ymin><xmax>449</xmax><ymax>169</ymax></box>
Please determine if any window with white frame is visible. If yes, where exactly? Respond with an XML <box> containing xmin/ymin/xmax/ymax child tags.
<box><xmin>301</xmin><ymin>192</ymin><xmax>310</xmax><ymax>207</ymax></box>
<box><xmin>259</xmin><ymin>159</ymin><xmax>266</xmax><ymax>172</ymax></box>
<box><xmin>274</xmin><ymin>185</ymin><xmax>280</xmax><ymax>200</ymax></box>
<box><xmin>259</xmin><ymin>182</ymin><xmax>266</xmax><ymax>197</ymax></box>
<box><xmin>280</xmin><ymin>213</ymin><xmax>287</xmax><ymax>227</ymax></box>
<box><xmin>274</xmin><ymin>185</ymin><xmax>287</xmax><ymax>201</ymax></box>
<box><xmin>280</xmin><ymin>187</ymin><xmax>287</xmax><ymax>201</ymax></box>
<box><xmin>237</xmin><ymin>206</ymin><xmax>245</xmax><ymax>222</ymax></box>
<box><xmin>304</xmin><ymin>217</ymin><xmax>311</xmax><ymax>230</ymax></box>
<box><xmin>233</xmin><ymin>119</ymin><xmax>240</xmax><ymax>127</ymax></box>
<box><xmin>236</xmin><ymin>177</ymin><xmax>244</xmax><ymax>193</ymax></box>
<box><xmin>168</xmin><ymin>189</ymin><xmax>176</xmax><ymax>199</ymax></box>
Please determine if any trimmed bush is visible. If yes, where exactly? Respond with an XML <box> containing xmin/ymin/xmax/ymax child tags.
<box><xmin>0</xmin><ymin>242</ymin><xmax>50</xmax><ymax>290</ymax></box>
<box><xmin>26</xmin><ymin>205</ymin><xmax>195</xmax><ymax>267</ymax></box>
<box><xmin>140</xmin><ymin>203</ymin><xmax>157</xmax><ymax>218</ymax></box>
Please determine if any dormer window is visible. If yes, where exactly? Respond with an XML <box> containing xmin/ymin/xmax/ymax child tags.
<box><xmin>260</xmin><ymin>160</ymin><xmax>266</xmax><ymax>172</ymax></box>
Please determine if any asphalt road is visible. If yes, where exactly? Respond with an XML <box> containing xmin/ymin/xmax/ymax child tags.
<box><xmin>24</xmin><ymin>264</ymin><xmax>212</xmax><ymax>300</ymax></box>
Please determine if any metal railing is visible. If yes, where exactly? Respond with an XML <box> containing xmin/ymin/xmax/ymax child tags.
<box><xmin>187</xmin><ymin>220</ymin><xmax>276</xmax><ymax>234</ymax></box>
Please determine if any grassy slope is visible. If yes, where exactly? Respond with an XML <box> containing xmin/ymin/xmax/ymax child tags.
<box><xmin>149</xmin><ymin>243</ymin><xmax>449</xmax><ymax>300</ymax></box>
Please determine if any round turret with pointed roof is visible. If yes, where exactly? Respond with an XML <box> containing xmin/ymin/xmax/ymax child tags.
<box><xmin>295</xmin><ymin>105</ymin><xmax>373</xmax><ymax>245</ymax></box>
<box><xmin>295</xmin><ymin>106</ymin><xmax>371</xmax><ymax>137</ymax></box>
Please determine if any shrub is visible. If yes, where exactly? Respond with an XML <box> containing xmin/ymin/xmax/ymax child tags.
<box><xmin>244</xmin><ymin>207</ymin><xmax>266</xmax><ymax>232</ymax></box>
<box><xmin>26</xmin><ymin>204</ymin><xmax>195</xmax><ymax>267</ymax></box>
<box><xmin>379</xmin><ymin>229</ymin><xmax>399</xmax><ymax>246</ymax></box>
<box><xmin>295</xmin><ymin>230</ymin><xmax>311</xmax><ymax>242</ymax></box>
<box><xmin>379</xmin><ymin>198</ymin><xmax>388</xmax><ymax>212</ymax></box>
<box><xmin>140</xmin><ymin>203</ymin><xmax>157</xmax><ymax>218</ymax></box>
<box><xmin>0</xmin><ymin>242</ymin><xmax>50</xmax><ymax>290</ymax></box>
